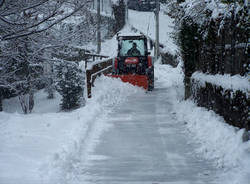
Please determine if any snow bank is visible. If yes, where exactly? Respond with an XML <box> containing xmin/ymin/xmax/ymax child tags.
<box><xmin>0</xmin><ymin>76</ymin><xmax>142</xmax><ymax>184</ymax></box>
<box><xmin>155</xmin><ymin>61</ymin><xmax>250</xmax><ymax>184</ymax></box>
<box><xmin>154</xmin><ymin>60</ymin><xmax>184</xmax><ymax>88</ymax></box>
<box><xmin>44</xmin><ymin>76</ymin><xmax>143</xmax><ymax>183</ymax></box>
<box><xmin>0</xmin><ymin>111</ymin><xmax>83</xmax><ymax>184</ymax></box>
<box><xmin>173</xmin><ymin>100</ymin><xmax>250</xmax><ymax>184</ymax></box>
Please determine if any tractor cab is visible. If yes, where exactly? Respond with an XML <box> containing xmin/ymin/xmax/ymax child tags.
<box><xmin>116</xmin><ymin>35</ymin><xmax>150</xmax><ymax>75</ymax></box>
<box><xmin>111</xmin><ymin>34</ymin><xmax>154</xmax><ymax>90</ymax></box>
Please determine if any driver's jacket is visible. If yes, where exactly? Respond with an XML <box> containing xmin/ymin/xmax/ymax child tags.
<box><xmin>127</xmin><ymin>48</ymin><xmax>141</xmax><ymax>56</ymax></box>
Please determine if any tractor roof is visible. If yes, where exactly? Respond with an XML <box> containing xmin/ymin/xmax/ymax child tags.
<box><xmin>117</xmin><ymin>33</ymin><xmax>146</xmax><ymax>41</ymax></box>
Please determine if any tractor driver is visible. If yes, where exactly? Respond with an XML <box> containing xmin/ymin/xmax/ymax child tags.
<box><xmin>127</xmin><ymin>42</ymin><xmax>141</xmax><ymax>56</ymax></box>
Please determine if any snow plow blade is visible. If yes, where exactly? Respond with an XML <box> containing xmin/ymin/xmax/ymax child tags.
<box><xmin>107</xmin><ymin>74</ymin><xmax>148</xmax><ymax>90</ymax></box>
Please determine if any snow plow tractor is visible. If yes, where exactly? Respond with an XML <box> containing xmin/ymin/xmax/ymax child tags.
<box><xmin>109</xmin><ymin>34</ymin><xmax>154</xmax><ymax>90</ymax></box>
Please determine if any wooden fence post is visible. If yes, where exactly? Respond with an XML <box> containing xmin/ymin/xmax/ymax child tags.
<box><xmin>86</xmin><ymin>70</ymin><xmax>92</xmax><ymax>98</ymax></box>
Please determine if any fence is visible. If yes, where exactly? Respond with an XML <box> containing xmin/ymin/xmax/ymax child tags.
<box><xmin>86</xmin><ymin>58</ymin><xmax>113</xmax><ymax>98</ymax></box>
<box><xmin>181</xmin><ymin>10</ymin><xmax>249</xmax><ymax>130</ymax></box>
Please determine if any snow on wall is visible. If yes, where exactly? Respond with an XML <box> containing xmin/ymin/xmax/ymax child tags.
<box><xmin>191</xmin><ymin>72</ymin><xmax>250</xmax><ymax>94</ymax></box>
<box><xmin>190</xmin><ymin>71</ymin><xmax>249</xmax><ymax>129</ymax></box>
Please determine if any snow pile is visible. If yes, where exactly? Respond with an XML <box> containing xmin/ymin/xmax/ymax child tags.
<box><xmin>154</xmin><ymin>60</ymin><xmax>184</xmax><ymax>88</ymax></box>
<box><xmin>173</xmin><ymin>100</ymin><xmax>250</xmax><ymax>184</ymax></box>
<box><xmin>0</xmin><ymin>76</ymin><xmax>142</xmax><ymax>184</ymax></box>
<box><xmin>192</xmin><ymin>72</ymin><xmax>250</xmax><ymax>94</ymax></box>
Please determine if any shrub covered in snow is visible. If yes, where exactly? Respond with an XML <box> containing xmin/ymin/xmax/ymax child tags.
<box><xmin>177</xmin><ymin>1</ymin><xmax>249</xmax><ymax>77</ymax></box>
<box><xmin>172</xmin><ymin>0</ymin><xmax>249</xmax><ymax>129</ymax></box>
<box><xmin>55</xmin><ymin>61</ymin><xmax>84</xmax><ymax>110</ymax></box>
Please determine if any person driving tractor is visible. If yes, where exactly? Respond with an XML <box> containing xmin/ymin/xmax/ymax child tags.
<box><xmin>127</xmin><ymin>42</ymin><xmax>141</xmax><ymax>56</ymax></box>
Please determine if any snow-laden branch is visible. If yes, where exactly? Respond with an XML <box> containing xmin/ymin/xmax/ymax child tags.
<box><xmin>1</xmin><ymin>0</ymin><xmax>50</xmax><ymax>16</ymax></box>
<box><xmin>0</xmin><ymin>0</ymin><xmax>5</xmax><ymax>8</ymax></box>
<box><xmin>2</xmin><ymin>0</ymin><xmax>92</xmax><ymax>41</ymax></box>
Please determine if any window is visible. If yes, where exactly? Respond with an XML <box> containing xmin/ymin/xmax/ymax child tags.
<box><xmin>119</xmin><ymin>39</ymin><xmax>145</xmax><ymax>56</ymax></box>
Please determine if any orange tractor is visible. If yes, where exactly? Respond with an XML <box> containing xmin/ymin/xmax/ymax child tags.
<box><xmin>109</xmin><ymin>34</ymin><xmax>154</xmax><ymax>90</ymax></box>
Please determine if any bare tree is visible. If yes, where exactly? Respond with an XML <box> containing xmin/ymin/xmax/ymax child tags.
<box><xmin>0</xmin><ymin>0</ymin><xmax>93</xmax><ymax>113</ymax></box>
<box><xmin>0</xmin><ymin>0</ymin><xmax>92</xmax><ymax>40</ymax></box>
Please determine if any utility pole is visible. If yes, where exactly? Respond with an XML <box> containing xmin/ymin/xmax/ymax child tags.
<box><xmin>97</xmin><ymin>0</ymin><xmax>101</xmax><ymax>54</ymax></box>
<box><xmin>125</xmin><ymin>0</ymin><xmax>128</xmax><ymax>22</ymax></box>
<box><xmin>155</xmin><ymin>0</ymin><xmax>160</xmax><ymax>59</ymax></box>
<box><xmin>102</xmin><ymin>0</ymin><xmax>104</xmax><ymax>12</ymax></box>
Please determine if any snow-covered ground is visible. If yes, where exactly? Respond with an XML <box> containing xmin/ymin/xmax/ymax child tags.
<box><xmin>174</xmin><ymin>99</ymin><xmax>250</xmax><ymax>184</ymax></box>
<box><xmin>2</xmin><ymin>91</ymin><xmax>62</xmax><ymax>114</ymax></box>
<box><xmin>155</xmin><ymin>63</ymin><xmax>250</xmax><ymax>184</ymax></box>
<box><xmin>1</xmin><ymin>62</ymin><xmax>249</xmax><ymax>184</ymax></box>
<box><xmin>0</xmin><ymin>78</ymin><xmax>142</xmax><ymax>184</ymax></box>
<box><xmin>1</xmin><ymin>5</ymin><xmax>249</xmax><ymax>184</ymax></box>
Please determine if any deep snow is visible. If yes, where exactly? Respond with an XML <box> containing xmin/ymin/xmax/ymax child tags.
<box><xmin>0</xmin><ymin>78</ymin><xmax>142</xmax><ymax>184</ymax></box>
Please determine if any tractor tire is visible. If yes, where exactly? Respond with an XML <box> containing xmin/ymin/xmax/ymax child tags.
<box><xmin>148</xmin><ymin>67</ymin><xmax>154</xmax><ymax>91</ymax></box>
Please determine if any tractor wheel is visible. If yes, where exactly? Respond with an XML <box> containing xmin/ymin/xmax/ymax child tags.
<box><xmin>148</xmin><ymin>68</ymin><xmax>154</xmax><ymax>91</ymax></box>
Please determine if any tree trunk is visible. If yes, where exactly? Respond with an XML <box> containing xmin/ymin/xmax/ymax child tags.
<box><xmin>47</xmin><ymin>79</ymin><xmax>55</xmax><ymax>99</ymax></box>
<box><xmin>19</xmin><ymin>92</ymin><xmax>34</xmax><ymax>114</ymax></box>
<box><xmin>19</xmin><ymin>95</ymin><xmax>28</xmax><ymax>114</ymax></box>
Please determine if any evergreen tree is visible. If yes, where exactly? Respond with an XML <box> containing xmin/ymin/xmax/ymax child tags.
<box><xmin>55</xmin><ymin>61</ymin><xmax>84</xmax><ymax>111</ymax></box>
<box><xmin>0</xmin><ymin>0</ymin><xmax>94</xmax><ymax>113</ymax></box>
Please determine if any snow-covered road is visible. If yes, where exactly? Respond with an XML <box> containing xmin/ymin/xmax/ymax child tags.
<box><xmin>1</xmin><ymin>64</ymin><xmax>249</xmax><ymax>184</ymax></box>
<box><xmin>66</xmin><ymin>71</ymin><xmax>218</xmax><ymax>184</ymax></box>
